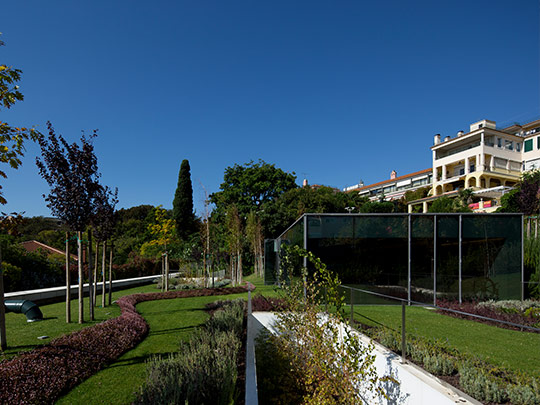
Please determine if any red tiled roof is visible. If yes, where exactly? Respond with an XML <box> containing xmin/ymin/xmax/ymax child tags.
<box><xmin>351</xmin><ymin>168</ymin><xmax>432</xmax><ymax>193</ymax></box>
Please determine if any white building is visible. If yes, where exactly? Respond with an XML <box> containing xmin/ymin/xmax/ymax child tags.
<box><xmin>345</xmin><ymin>116</ymin><xmax>540</xmax><ymax>213</ymax></box>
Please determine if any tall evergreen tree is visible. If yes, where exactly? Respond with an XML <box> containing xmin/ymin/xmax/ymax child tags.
<box><xmin>172</xmin><ymin>159</ymin><xmax>195</xmax><ymax>240</ymax></box>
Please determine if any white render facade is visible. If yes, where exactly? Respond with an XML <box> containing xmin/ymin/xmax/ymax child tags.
<box><xmin>345</xmin><ymin>116</ymin><xmax>540</xmax><ymax>213</ymax></box>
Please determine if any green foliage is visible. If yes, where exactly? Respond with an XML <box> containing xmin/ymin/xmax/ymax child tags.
<box><xmin>359</xmin><ymin>201</ymin><xmax>396</xmax><ymax>213</ymax></box>
<box><xmin>260</xmin><ymin>186</ymin><xmax>368</xmax><ymax>238</ymax></box>
<box><xmin>134</xmin><ymin>300</ymin><xmax>244</xmax><ymax>405</ymax></box>
<box><xmin>276</xmin><ymin>246</ymin><xmax>392</xmax><ymax>404</ymax></box>
<box><xmin>0</xmin><ymin>237</ymin><xmax>63</xmax><ymax>292</ymax></box>
<box><xmin>428</xmin><ymin>196</ymin><xmax>471</xmax><ymax>213</ymax></box>
<box><xmin>145</xmin><ymin>205</ymin><xmax>175</xmax><ymax>252</ymax></box>
<box><xmin>497</xmin><ymin>188</ymin><xmax>520</xmax><ymax>212</ymax></box>
<box><xmin>210</xmin><ymin>159</ymin><xmax>298</xmax><ymax>223</ymax></box>
<box><xmin>524</xmin><ymin>236</ymin><xmax>540</xmax><ymax>298</ymax></box>
<box><xmin>0</xmin><ymin>37</ymin><xmax>40</xmax><ymax>204</ymax></box>
<box><xmin>1</xmin><ymin>261</ymin><xmax>21</xmax><ymax>291</ymax></box>
<box><xmin>370</xmin><ymin>326</ymin><xmax>540</xmax><ymax>405</ymax></box>
<box><xmin>172</xmin><ymin>159</ymin><xmax>196</xmax><ymax>240</ymax></box>
<box><xmin>403</xmin><ymin>186</ymin><xmax>430</xmax><ymax>202</ymax></box>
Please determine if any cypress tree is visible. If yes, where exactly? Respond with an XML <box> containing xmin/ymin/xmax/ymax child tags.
<box><xmin>173</xmin><ymin>159</ymin><xmax>195</xmax><ymax>240</ymax></box>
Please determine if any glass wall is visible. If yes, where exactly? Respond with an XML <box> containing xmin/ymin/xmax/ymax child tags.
<box><xmin>266</xmin><ymin>213</ymin><xmax>524</xmax><ymax>302</ymax></box>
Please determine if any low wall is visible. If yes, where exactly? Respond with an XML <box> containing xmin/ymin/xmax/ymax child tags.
<box><xmin>4</xmin><ymin>274</ymin><xmax>173</xmax><ymax>304</ymax></box>
<box><xmin>247</xmin><ymin>312</ymin><xmax>481</xmax><ymax>405</ymax></box>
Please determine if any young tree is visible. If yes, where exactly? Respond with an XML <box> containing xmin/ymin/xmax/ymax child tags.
<box><xmin>225</xmin><ymin>204</ymin><xmax>242</xmax><ymax>286</ymax></box>
<box><xmin>92</xmin><ymin>185</ymin><xmax>118</xmax><ymax>308</ymax></box>
<box><xmin>246</xmin><ymin>210</ymin><xmax>263</xmax><ymax>277</ymax></box>
<box><xmin>36</xmin><ymin>122</ymin><xmax>101</xmax><ymax>324</ymax></box>
<box><xmin>144</xmin><ymin>206</ymin><xmax>175</xmax><ymax>291</ymax></box>
<box><xmin>172</xmin><ymin>159</ymin><xmax>196</xmax><ymax>240</ymax></box>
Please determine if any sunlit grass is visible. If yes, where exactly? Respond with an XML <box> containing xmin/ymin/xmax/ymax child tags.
<box><xmin>346</xmin><ymin>304</ymin><xmax>540</xmax><ymax>377</ymax></box>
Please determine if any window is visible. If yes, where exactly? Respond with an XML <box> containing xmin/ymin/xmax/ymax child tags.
<box><xmin>497</xmin><ymin>138</ymin><xmax>502</xmax><ymax>147</ymax></box>
<box><xmin>537</xmin><ymin>136</ymin><xmax>540</xmax><ymax>149</ymax></box>
<box><xmin>525</xmin><ymin>139</ymin><xmax>533</xmax><ymax>152</ymax></box>
<box><xmin>505</xmin><ymin>140</ymin><xmax>513</xmax><ymax>150</ymax></box>
<box><xmin>516</xmin><ymin>143</ymin><xmax>521</xmax><ymax>152</ymax></box>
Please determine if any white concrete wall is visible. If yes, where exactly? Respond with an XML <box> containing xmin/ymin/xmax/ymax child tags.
<box><xmin>249</xmin><ymin>312</ymin><xmax>481</xmax><ymax>405</ymax></box>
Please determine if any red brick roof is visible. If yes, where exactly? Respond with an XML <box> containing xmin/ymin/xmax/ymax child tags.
<box><xmin>351</xmin><ymin>168</ymin><xmax>432</xmax><ymax>193</ymax></box>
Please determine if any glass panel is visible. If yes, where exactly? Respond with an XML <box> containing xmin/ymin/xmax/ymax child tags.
<box><xmin>436</xmin><ymin>215</ymin><xmax>459</xmax><ymax>302</ymax></box>
<box><xmin>264</xmin><ymin>239</ymin><xmax>277</xmax><ymax>285</ymax></box>
<box><xmin>462</xmin><ymin>215</ymin><xmax>522</xmax><ymax>301</ymax></box>
<box><xmin>411</xmin><ymin>215</ymin><xmax>434</xmax><ymax>304</ymax></box>
<box><xmin>525</xmin><ymin>139</ymin><xmax>533</xmax><ymax>152</ymax></box>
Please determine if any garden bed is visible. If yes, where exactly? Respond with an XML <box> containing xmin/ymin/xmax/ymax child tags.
<box><xmin>0</xmin><ymin>286</ymin><xmax>250</xmax><ymax>404</ymax></box>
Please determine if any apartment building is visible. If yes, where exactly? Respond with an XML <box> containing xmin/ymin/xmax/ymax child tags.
<box><xmin>345</xmin><ymin>117</ymin><xmax>540</xmax><ymax>213</ymax></box>
<box><xmin>343</xmin><ymin>169</ymin><xmax>432</xmax><ymax>201</ymax></box>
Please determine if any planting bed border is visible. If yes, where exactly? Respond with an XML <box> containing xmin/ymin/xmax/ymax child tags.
<box><xmin>0</xmin><ymin>285</ymin><xmax>250</xmax><ymax>404</ymax></box>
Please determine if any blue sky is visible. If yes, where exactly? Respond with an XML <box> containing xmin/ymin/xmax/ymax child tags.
<box><xmin>1</xmin><ymin>0</ymin><xmax>539</xmax><ymax>217</ymax></box>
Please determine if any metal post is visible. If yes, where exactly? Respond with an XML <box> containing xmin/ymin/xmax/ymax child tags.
<box><xmin>407</xmin><ymin>214</ymin><xmax>411</xmax><ymax>304</ymax></box>
<box><xmin>401</xmin><ymin>301</ymin><xmax>406</xmax><ymax>363</ymax></box>
<box><xmin>433</xmin><ymin>215</ymin><xmax>437</xmax><ymax>306</ymax></box>
<box><xmin>521</xmin><ymin>214</ymin><xmax>525</xmax><ymax>301</ymax></box>
<box><xmin>350</xmin><ymin>288</ymin><xmax>354</xmax><ymax>324</ymax></box>
<box><xmin>459</xmin><ymin>215</ymin><xmax>462</xmax><ymax>304</ymax></box>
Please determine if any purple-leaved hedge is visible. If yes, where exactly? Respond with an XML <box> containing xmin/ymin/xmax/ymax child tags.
<box><xmin>0</xmin><ymin>285</ymin><xmax>250</xmax><ymax>404</ymax></box>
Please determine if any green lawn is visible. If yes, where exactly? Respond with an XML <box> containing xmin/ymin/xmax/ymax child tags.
<box><xmin>347</xmin><ymin>304</ymin><xmax>540</xmax><ymax>377</ymax></box>
<box><xmin>0</xmin><ymin>284</ymin><xmax>155</xmax><ymax>362</ymax></box>
<box><xmin>54</xmin><ymin>274</ymin><xmax>276</xmax><ymax>404</ymax></box>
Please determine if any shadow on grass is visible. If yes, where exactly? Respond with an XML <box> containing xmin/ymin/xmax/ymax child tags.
<box><xmin>140</xmin><ymin>308</ymin><xmax>207</xmax><ymax>316</ymax></box>
<box><xmin>354</xmin><ymin>312</ymin><xmax>397</xmax><ymax>332</ymax></box>
<box><xmin>106</xmin><ymin>352</ymin><xmax>177</xmax><ymax>369</ymax></box>
<box><xmin>149</xmin><ymin>325</ymin><xmax>201</xmax><ymax>336</ymax></box>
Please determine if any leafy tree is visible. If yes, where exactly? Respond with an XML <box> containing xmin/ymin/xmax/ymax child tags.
<box><xmin>113</xmin><ymin>205</ymin><xmax>154</xmax><ymax>264</ymax></box>
<box><xmin>210</xmin><ymin>160</ymin><xmax>298</xmax><ymax>221</ymax></box>
<box><xmin>36</xmin><ymin>122</ymin><xmax>102</xmax><ymax>324</ymax></box>
<box><xmin>142</xmin><ymin>205</ymin><xmax>175</xmax><ymax>291</ymax></box>
<box><xmin>497</xmin><ymin>189</ymin><xmax>520</xmax><ymax>213</ymax></box>
<box><xmin>172</xmin><ymin>159</ymin><xmax>196</xmax><ymax>240</ymax></box>
<box><xmin>0</xmin><ymin>36</ymin><xmax>40</xmax><ymax>350</ymax></box>
<box><xmin>260</xmin><ymin>186</ymin><xmax>368</xmax><ymax>238</ymax></box>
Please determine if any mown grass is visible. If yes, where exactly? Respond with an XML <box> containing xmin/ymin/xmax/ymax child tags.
<box><xmin>56</xmin><ymin>274</ymin><xmax>276</xmax><ymax>404</ymax></box>
<box><xmin>347</xmin><ymin>304</ymin><xmax>540</xmax><ymax>377</ymax></box>
<box><xmin>0</xmin><ymin>283</ymin><xmax>155</xmax><ymax>362</ymax></box>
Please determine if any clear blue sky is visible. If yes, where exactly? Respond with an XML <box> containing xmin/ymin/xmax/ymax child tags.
<box><xmin>1</xmin><ymin>0</ymin><xmax>539</xmax><ymax>217</ymax></box>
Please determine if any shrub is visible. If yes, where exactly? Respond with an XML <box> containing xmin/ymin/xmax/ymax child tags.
<box><xmin>459</xmin><ymin>363</ymin><xmax>506</xmax><ymax>403</ymax></box>
<box><xmin>436</xmin><ymin>299</ymin><xmax>540</xmax><ymax>332</ymax></box>
<box><xmin>368</xmin><ymin>326</ymin><xmax>540</xmax><ymax>405</ymax></box>
<box><xmin>251</xmin><ymin>294</ymin><xmax>288</xmax><ymax>312</ymax></box>
<box><xmin>134</xmin><ymin>300</ymin><xmax>245</xmax><ymax>405</ymax></box>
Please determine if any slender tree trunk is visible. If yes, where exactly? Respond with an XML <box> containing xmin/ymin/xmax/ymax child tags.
<box><xmin>108</xmin><ymin>241</ymin><xmax>113</xmax><ymax>306</ymax></box>
<box><xmin>161</xmin><ymin>254</ymin><xmax>165</xmax><ymax>292</ymax></box>
<box><xmin>93</xmin><ymin>240</ymin><xmax>99</xmax><ymax>305</ymax></box>
<box><xmin>88</xmin><ymin>230</ymin><xmax>94</xmax><ymax>321</ymax></box>
<box><xmin>102</xmin><ymin>241</ymin><xmax>106</xmax><ymax>308</ymax></box>
<box><xmin>0</xmin><ymin>246</ymin><xmax>7</xmax><ymax>350</ymax></box>
<box><xmin>65</xmin><ymin>232</ymin><xmax>71</xmax><ymax>323</ymax></box>
<box><xmin>77</xmin><ymin>231</ymin><xmax>84</xmax><ymax>324</ymax></box>
<box><xmin>238</xmin><ymin>251</ymin><xmax>242</xmax><ymax>285</ymax></box>
<box><xmin>165</xmin><ymin>251</ymin><xmax>169</xmax><ymax>292</ymax></box>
